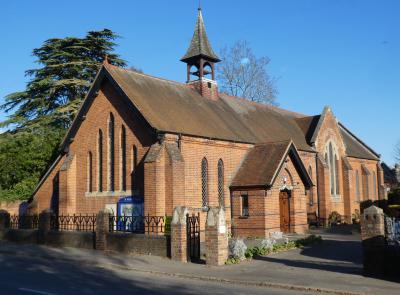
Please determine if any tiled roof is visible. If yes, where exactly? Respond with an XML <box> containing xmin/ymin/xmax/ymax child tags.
<box><xmin>105</xmin><ymin>64</ymin><xmax>313</xmax><ymax>151</ymax></box>
<box><xmin>293</xmin><ymin>114</ymin><xmax>379</xmax><ymax>161</ymax></box>
<box><xmin>230</xmin><ymin>140</ymin><xmax>313</xmax><ymax>188</ymax></box>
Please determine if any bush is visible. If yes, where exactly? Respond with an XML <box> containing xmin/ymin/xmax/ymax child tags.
<box><xmin>352</xmin><ymin>209</ymin><xmax>360</xmax><ymax>224</ymax></box>
<box><xmin>229</xmin><ymin>238</ymin><xmax>247</xmax><ymax>260</ymax></box>
<box><xmin>261</xmin><ymin>238</ymin><xmax>276</xmax><ymax>250</ymax></box>
<box><xmin>227</xmin><ymin>235</ymin><xmax>323</xmax><ymax>264</ymax></box>
<box><xmin>388</xmin><ymin>188</ymin><xmax>400</xmax><ymax>205</ymax></box>
<box><xmin>328</xmin><ymin>211</ymin><xmax>341</xmax><ymax>226</ymax></box>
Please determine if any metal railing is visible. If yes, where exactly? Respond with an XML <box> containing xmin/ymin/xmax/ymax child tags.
<box><xmin>51</xmin><ymin>214</ymin><xmax>97</xmax><ymax>232</ymax></box>
<box><xmin>109</xmin><ymin>215</ymin><xmax>170</xmax><ymax>235</ymax></box>
<box><xmin>9</xmin><ymin>215</ymin><xmax>39</xmax><ymax>230</ymax></box>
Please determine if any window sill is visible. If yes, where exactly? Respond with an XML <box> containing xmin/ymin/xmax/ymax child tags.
<box><xmin>331</xmin><ymin>195</ymin><xmax>341</xmax><ymax>202</ymax></box>
<box><xmin>85</xmin><ymin>190</ymin><xmax>132</xmax><ymax>198</ymax></box>
<box><xmin>238</xmin><ymin>216</ymin><xmax>249</xmax><ymax>219</ymax></box>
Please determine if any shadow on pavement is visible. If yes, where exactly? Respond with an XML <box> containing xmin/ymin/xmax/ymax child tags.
<box><xmin>254</xmin><ymin>236</ymin><xmax>363</xmax><ymax>275</ymax></box>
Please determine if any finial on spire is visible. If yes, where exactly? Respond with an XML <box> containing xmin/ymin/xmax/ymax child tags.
<box><xmin>103</xmin><ymin>54</ymin><xmax>109</xmax><ymax>65</ymax></box>
<box><xmin>198</xmin><ymin>0</ymin><xmax>201</xmax><ymax>10</ymax></box>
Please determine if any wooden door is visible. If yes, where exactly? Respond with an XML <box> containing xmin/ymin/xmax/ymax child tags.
<box><xmin>279</xmin><ymin>191</ymin><xmax>290</xmax><ymax>233</ymax></box>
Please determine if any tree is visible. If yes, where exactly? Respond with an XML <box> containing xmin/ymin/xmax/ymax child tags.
<box><xmin>0</xmin><ymin>29</ymin><xmax>127</xmax><ymax>201</ymax></box>
<box><xmin>0</xmin><ymin>128</ymin><xmax>64</xmax><ymax>201</ymax></box>
<box><xmin>395</xmin><ymin>141</ymin><xmax>400</xmax><ymax>162</ymax></box>
<box><xmin>217</xmin><ymin>40</ymin><xmax>277</xmax><ymax>105</ymax></box>
<box><xmin>1</xmin><ymin>29</ymin><xmax>126</xmax><ymax>130</ymax></box>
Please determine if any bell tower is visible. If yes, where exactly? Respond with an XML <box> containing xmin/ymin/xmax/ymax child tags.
<box><xmin>181</xmin><ymin>8</ymin><xmax>220</xmax><ymax>99</ymax></box>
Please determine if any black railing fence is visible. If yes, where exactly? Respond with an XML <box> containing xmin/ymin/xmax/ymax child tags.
<box><xmin>51</xmin><ymin>214</ymin><xmax>97</xmax><ymax>232</ymax></box>
<box><xmin>9</xmin><ymin>214</ymin><xmax>39</xmax><ymax>230</ymax></box>
<box><xmin>6</xmin><ymin>213</ymin><xmax>171</xmax><ymax>235</ymax></box>
<box><xmin>109</xmin><ymin>215</ymin><xmax>171</xmax><ymax>235</ymax></box>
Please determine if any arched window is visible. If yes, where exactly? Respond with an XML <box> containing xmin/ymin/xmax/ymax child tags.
<box><xmin>201</xmin><ymin>157</ymin><xmax>208</xmax><ymax>208</ymax></box>
<box><xmin>87</xmin><ymin>152</ymin><xmax>93</xmax><ymax>192</ymax></box>
<box><xmin>120</xmin><ymin>125</ymin><xmax>126</xmax><ymax>191</ymax></box>
<box><xmin>335</xmin><ymin>155</ymin><xmax>340</xmax><ymax>194</ymax></box>
<box><xmin>131</xmin><ymin>145</ymin><xmax>138</xmax><ymax>192</ymax></box>
<box><xmin>308</xmin><ymin>166</ymin><xmax>313</xmax><ymax>205</ymax></box>
<box><xmin>98</xmin><ymin>130</ymin><xmax>103</xmax><ymax>192</ymax></box>
<box><xmin>364</xmin><ymin>174</ymin><xmax>369</xmax><ymax>201</ymax></box>
<box><xmin>356</xmin><ymin>170</ymin><xmax>360</xmax><ymax>201</ymax></box>
<box><xmin>217</xmin><ymin>159</ymin><xmax>224</xmax><ymax>208</ymax></box>
<box><xmin>329</xmin><ymin>143</ymin><xmax>335</xmax><ymax>195</ymax></box>
<box><xmin>373</xmin><ymin>171</ymin><xmax>377</xmax><ymax>200</ymax></box>
<box><xmin>326</xmin><ymin>141</ymin><xmax>339</xmax><ymax>196</ymax></box>
<box><xmin>108</xmin><ymin>113</ymin><xmax>115</xmax><ymax>191</ymax></box>
<box><xmin>132</xmin><ymin>145</ymin><xmax>138</xmax><ymax>172</ymax></box>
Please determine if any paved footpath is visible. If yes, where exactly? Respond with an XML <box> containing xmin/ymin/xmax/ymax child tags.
<box><xmin>0</xmin><ymin>232</ymin><xmax>398</xmax><ymax>295</ymax></box>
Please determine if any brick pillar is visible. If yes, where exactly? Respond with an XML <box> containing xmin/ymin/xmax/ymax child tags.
<box><xmin>38</xmin><ymin>209</ymin><xmax>53</xmax><ymax>244</ymax></box>
<box><xmin>205</xmin><ymin>207</ymin><xmax>229</xmax><ymax>266</ymax></box>
<box><xmin>360</xmin><ymin>205</ymin><xmax>385</xmax><ymax>276</ymax></box>
<box><xmin>95</xmin><ymin>209</ymin><xmax>110</xmax><ymax>251</ymax></box>
<box><xmin>171</xmin><ymin>206</ymin><xmax>188</xmax><ymax>262</ymax></box>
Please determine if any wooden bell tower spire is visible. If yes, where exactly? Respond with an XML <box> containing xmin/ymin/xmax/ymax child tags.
<box><xmin>181</xmin><ymin>8</ymin><xmax>220</xmax><ymax>84</ymax></box>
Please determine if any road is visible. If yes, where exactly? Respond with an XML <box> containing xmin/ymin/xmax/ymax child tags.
<box><xmin>0</xmin><ymin>252</ymin><xmax>321</xmax><ymax>295</ymax></box>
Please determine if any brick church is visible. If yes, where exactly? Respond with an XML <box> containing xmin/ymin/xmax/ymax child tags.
<box><xmin>28</xmin><ymin>8</ymin><xmax>384</xmax><ymax>237</ymax></box>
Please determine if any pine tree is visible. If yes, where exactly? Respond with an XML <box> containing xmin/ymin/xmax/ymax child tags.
<box><xmin>0</xmin><ymin>29</ymin><xmax>127</xmax><ymax>201</ymax></box>
<box><xmin>1</xmin><ymin>29</ymin><xmax>126</xmax><ymax>130</ymax></box>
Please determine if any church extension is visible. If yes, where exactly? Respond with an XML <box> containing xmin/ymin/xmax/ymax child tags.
<box><xmin>28</xmin><ymin>8</ymin><xmax>384</xmax><ymax>237</ymax></box>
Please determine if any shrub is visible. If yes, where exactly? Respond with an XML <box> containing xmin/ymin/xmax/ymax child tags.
<box><xmin>352</xmin><ymin>209</ymin><xmax>360</xmax><ymax>224</ymax></box>
<box><xmin>328</xmin><ymin>211</ymin><xmax>341</xmax><ymax>226</ymax></box>
<box><xmin>229</xmin><ymin>238</ymin><xmax>247</xmax><ymax>260</ymax></box>
<box><xmin>261</xmin><ymin>238</ymin><xmax>276</xmax><ymax>250</ymax></box>
<box><xmin>227</xmin><ymin>235</ymin><xmax>323</xmax><ymax>264</ymax></box>
<box><xmin>388</xmin><ymin>188</ymin><xmax>400</xmax><ymax>205</ymax></box>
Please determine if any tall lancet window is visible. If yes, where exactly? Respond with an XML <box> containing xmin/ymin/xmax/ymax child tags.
<box><xmin>87</xmin><ymin>152</ymin><xmax>93</xmax><ymax>192</ymax></box>
<box><xmin>217</xmin><ymin>159</ymin><xmax>224</xmax><ymax>207</ymax></box>
<box><xmin>131</xmin><ymin>145</ymin><xmax>138</xmax><ymax>192</ymax></box>
<box><xmin>108</xmin><ymin>113</ymin><xmax>115</xmax><ymax>191</ymax></box>
<box><xmin>201</xmin><ymin>157</ymin><xmax>208</xmax><ymax>208</ymax></box>
<box><xmin>356</xmin><ymin>170</ymin><xmax>360</xmax><ymax>201</ymax></box>
<box><xmin>335</xmin><ymin>155</ymin><xmax>340</xmax><ymax>194</ymax></box>
<box><xmin>308</xmin><ymin>166</ymin><xmax>314</xmax><ymax>205</ymax></box>
<box><xmin>325</xmin><ymin>141</ymin><xmax>339</xmax><ymax>196</ymax></box>
<box><xmin>98</xmin><ymin>129</ymin><xmax>103</xmax><ymax>192</ymax></box>
<box><xmin>120</xmin><ymin>125</ymin><xmax>126</xmax><ymax>191</ymax></box>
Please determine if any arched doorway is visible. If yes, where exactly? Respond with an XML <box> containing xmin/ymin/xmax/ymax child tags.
<box><xmin>279</xmin><ymin>189</ymin><xmax>291</xmax><ymax>233</ymax></box>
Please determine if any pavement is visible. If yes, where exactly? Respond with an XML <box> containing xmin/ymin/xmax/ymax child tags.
<box><xmin>0</xmin><ymin>229</ymin><xmax>399</xmax><ymax>295</ymax></box>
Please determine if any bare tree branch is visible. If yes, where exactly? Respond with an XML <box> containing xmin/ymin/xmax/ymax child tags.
<box><xmin>395</xmin><ymin>141</ymin><xmax>400</xmax><ymax>163</ymax></box>
<box><xmin>216</xmin><ymin>40</ymin><xmax>277</xmax><ymax>105</ymax></box>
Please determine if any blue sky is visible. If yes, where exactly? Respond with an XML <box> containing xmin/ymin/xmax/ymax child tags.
<box><xmin>1</xmin><ymin>0</ymin><xmax>399</xmax><ymax>165</ymax></box>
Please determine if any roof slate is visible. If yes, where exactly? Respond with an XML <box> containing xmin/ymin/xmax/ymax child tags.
<box><xmin>293</xmin><ymin>114</ymin><xmax>379</xmax><ymax>161</ymax></box>
<box><xmin>105</xmin><ymin>64</ymin><xmax>313</xmax><ymax>151</ymax></box>
<box><xmin>230</xmin><ymin>140</ymin><xmax>313</xmax><ymax>188</ymax></box>
<box><xmin>230</xmin><ymin>141</ymin><xmax>291</xmax><ymax>188</ymax></box>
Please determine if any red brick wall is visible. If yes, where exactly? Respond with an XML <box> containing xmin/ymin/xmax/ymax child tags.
<box><xmin>30</xmin><ymin>79</ymin><xmax>382</xmax><ymax>238</ymax></box>
<box><xmin>232</xmin><ymin>154</ymin><xmax>308</xmax><ymax>238</ymax></box>
<box><xmin>32</xmin><ymin>79</ymin><xmax>156</xmax><ymax>214</ymax></box>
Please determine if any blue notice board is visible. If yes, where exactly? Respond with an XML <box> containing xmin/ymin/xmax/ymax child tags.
<box><xmin>117</xmin><ymin>196</ymin><xmax>144</xmax><ymax>217</ymax></box>
<box><xmin>116</xmin><ymin>196</ymin><xmax>144</xmax><ymax>232</ymax></box>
